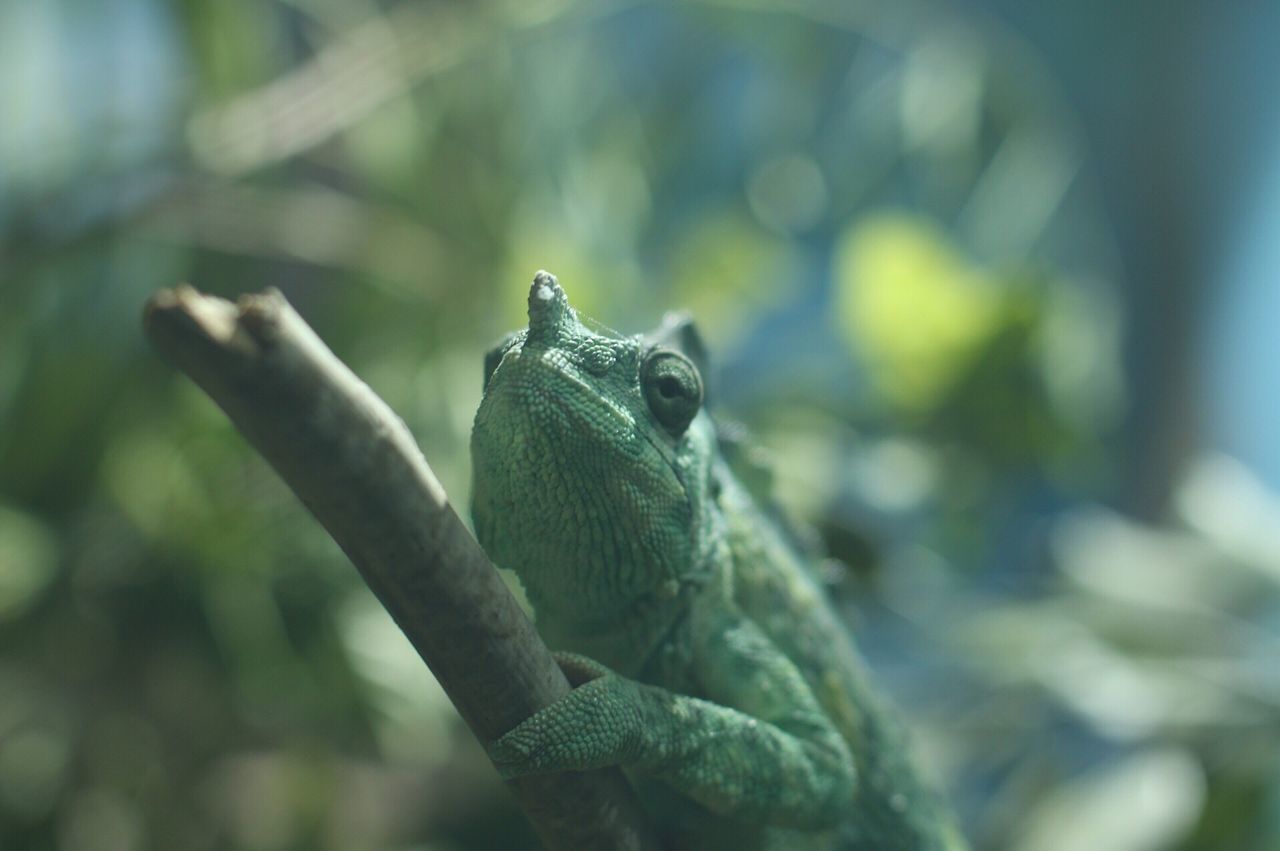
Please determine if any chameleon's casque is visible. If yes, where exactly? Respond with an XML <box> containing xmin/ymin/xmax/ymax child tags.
<box><xmin>471</xmin><ymin>271</ymin><xmax>967</xmax><ymax>850</ymax></box>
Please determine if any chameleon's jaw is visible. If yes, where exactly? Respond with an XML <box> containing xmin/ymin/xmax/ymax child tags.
<box><xmin>472</xmin><ymin>366</ymin><xmax>696</xmax><ymax>619</ymax></box>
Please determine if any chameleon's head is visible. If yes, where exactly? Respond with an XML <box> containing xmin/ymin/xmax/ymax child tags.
<box><xmin>471</xmin><ymin>271</ymin><xmax>717</xmax><ymax>625</ymax></box>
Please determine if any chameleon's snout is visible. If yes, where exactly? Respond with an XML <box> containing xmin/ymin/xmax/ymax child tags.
<box><xmin>527</xmin><ymin>270</ymin><xmax>572</xmax><ymax>342</ymax></box>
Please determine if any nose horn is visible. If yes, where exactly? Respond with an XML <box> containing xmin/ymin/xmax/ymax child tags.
<box><xmin>527</xmin><ymin>270</ymin><xmax>571</xmax><ymax>339</ymax></box>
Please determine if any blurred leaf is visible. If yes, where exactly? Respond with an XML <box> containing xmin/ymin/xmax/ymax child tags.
<box><xmin>58</xmin><ymin>787</ymin><xmax>145</xmax><ymax>851</ymax></box>
<box><xmin>835</xmin><ymin>212</ymin><xmax>1003</xmax><ymax>410</ymax></box>
<box><xmin>337</xmin><ymin>590</ymin><xmax>456</xmax><ymax>767</ymax></box>
<box><xmin>0</xmin><ymin>505</ymin><xmax>57</xmax><ymax>621</ymax></box>
<box><xmin>1010</xmin><ymin>749</ymin><xmax>1204</xmax><ymax>851</ymax></box>
<box><xmin>1177</xmin><ymin>453</ymin><xmax>1280</xmax><ymax>586</ymax></box>
<box><xmin>667</xmin><ymin>211</ymin><xmax>794</xmax><ymax>346</ymax></box>
<box><xmin>0</xmin><ymin>724</ymin><xmax>71</xmax><ymax>821</ymax></box>
<box><xmin>1053</xmin><ymin>507</ymin><xmax>1277</xmax><ymax>615</ymax></box>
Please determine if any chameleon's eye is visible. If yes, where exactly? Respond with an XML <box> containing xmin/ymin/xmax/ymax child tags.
<box><xmin>641</xmin><ymin>349</ymin><xmax>703</xmax><ymax>435</ymax></box>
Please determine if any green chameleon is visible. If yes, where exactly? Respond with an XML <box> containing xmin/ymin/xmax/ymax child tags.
<box><xmin>471</xmin><ymin>271</ymin><xmax>967</xmax><ymax>850</ymax></box>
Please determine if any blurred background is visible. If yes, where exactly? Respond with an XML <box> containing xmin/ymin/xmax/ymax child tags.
<box><xmin>3</xmin><ymin>0</ymin><xmax>1280</xmax><ymax>849</ymax></box>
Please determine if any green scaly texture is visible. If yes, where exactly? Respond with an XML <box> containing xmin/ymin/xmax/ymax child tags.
<box><xmin>471</xmin><ymin>272</ymin><xmax>968</xmax><ymax>850</ymax></box>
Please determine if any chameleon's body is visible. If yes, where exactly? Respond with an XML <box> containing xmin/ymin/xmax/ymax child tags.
<box><xmin>471</xmin><ymin>272</ymin><xmax>967</xmax><ymax>850</ymax></box>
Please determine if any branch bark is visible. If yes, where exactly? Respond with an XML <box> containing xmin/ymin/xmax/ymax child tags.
<box><xmin>143</xmin><ymin>286</ymin><xmax>659</xmax><ymax>851</ymax></box>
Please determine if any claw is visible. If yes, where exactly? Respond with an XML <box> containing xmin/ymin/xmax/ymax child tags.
<box><xmin>554</xmin><ymin>651</ymin><xmax>612</xmax><ymax>686</ymax></box>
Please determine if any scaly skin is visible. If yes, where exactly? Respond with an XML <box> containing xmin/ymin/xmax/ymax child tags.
<box><xmin>471</xmin><ymin>272</ymin><xmax>968</xmax><ymax>850</ymax></box>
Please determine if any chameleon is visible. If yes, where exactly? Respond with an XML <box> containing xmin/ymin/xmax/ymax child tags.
<box><xmin>470</xmin><ymin>271</ymin><xmax>968</xmax><ymax>850</ymax></box>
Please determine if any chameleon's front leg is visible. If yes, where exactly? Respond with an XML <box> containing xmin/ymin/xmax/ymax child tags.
<box><xmin>489</xmin><ymin>609</ymin><xmax>855</xmax><ymax>830</ymax></box>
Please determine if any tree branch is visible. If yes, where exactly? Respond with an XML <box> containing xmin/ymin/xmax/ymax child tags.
<box><xmin>143</xmin><ymin>286</ymin><xmax>659</xmax><ymax>851</ymax></box>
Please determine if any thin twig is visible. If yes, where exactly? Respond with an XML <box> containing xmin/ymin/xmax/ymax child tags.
<box><xmin>186</xmin><ymin>0</ymin><xmax>632</xmax><ymax>174</ymax></box>
<box><xmin>143</xmin><ymin>285</ymin><xmax>659</xmax><ymax>851</ymax></box>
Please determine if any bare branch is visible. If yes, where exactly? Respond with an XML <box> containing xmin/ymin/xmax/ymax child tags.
<box><xmin>143</xmin><ymin>286</ymin><xmax>659</xmax><ymax>851</ymax></box>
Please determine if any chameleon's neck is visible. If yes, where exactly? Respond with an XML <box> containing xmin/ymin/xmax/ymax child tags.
<box><xmin>533</xmin><ymin>559</ymin><xmax>715</xmax><ymax>679</ymax></box>
<box><xmin>530</xmin><ymin>469</ymin><xmax>724</xmax><ymax>675</ymax></box>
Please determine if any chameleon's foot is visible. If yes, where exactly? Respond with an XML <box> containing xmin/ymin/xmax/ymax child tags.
<box><xmin>489</xmin><ymin>657</ymin><xmax>644</xmax><ymax>778</ymax></box>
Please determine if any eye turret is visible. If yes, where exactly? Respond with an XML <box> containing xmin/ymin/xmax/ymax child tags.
<box><xmin>641</xmin><ymin>349</ymin><xmax>703</xmax><ymax>435</ymax></box>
